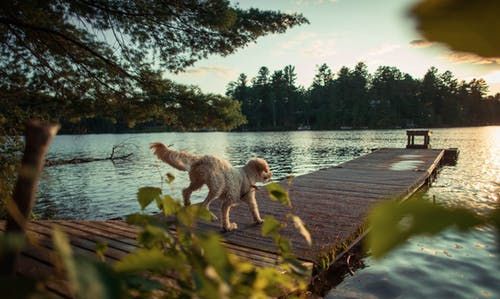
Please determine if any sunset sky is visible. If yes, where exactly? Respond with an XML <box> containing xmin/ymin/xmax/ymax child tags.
<box><xmin>166</xmin><ymin>0</ymin><xmax>500</xmax><ymax>95</ymax></box>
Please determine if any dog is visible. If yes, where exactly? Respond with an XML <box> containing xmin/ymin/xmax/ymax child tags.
<box><xmin>150</xmin><ymin>142</ymin><xmax>272</xmax><ymax>231</ymax></box>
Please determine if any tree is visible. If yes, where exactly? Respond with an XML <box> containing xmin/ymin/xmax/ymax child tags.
<box><xmin>0</xmin><ymin>1</ymin><xmax>308</xmax><ymax>100</ymax></box>
<box><xmin>309</xmin><ymin>64</ymin><xmax>334</xmax><ymax>128</ymax></box>
<box><xmin>349</xmin><ymin>62</ymin><xmax>370</xmax><ymax>127</ymax></box>
<box><xmin>251</xmin><ymin>66</ymin><xmax>272</xmax><ymax>129</ymax></box>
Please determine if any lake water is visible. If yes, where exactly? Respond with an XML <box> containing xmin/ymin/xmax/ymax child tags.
<box><xmin>35</xmin><ymin>127</ymin><xmax>500</xmax><ymax>298</ymax></box>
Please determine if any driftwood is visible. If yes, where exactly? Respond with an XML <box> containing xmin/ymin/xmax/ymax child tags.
<box><xmin>1</xmin><ymin>120</ymin><xmax>59</xmax><ymax>276</ymax></box>
<box><xmin>45</xmin><ymin>141</ymin><xmax>136</xmax><ymax>167</ymax></box>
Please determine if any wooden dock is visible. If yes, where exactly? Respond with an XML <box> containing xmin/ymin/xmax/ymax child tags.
<box><xmin>1</xmin><ymin>148</ymin><xmax>446</xmax><ymax>297</ymax></box>
<box><xmin>198</xmin><ymin>148</ymin><xmax>444</xmax><ymax>262</ymax></box>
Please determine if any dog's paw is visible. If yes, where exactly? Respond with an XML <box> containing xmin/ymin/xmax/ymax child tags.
<box><xmin>222</xmin><ymin>222</ymin><xmax>238</xmax><ymax>232</ymax></box>
<box><xmin>254</xmin><ymin>218</ymin><xmax>264</xmax><ymax>225</ymax></box>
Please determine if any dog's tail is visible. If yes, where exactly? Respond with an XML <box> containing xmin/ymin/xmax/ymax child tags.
<box><xmin>150</xmin><ymin>142</ymin><xmax>200</xmax><ymax>171</ymax></box>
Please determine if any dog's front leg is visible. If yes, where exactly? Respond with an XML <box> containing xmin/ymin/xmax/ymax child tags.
<box><xmin>247</xmin><ymin>195</ymin><xmax>263</xmax><ymax>224</ymax></box>
<box><xmin>221</xmin><ymin>200</ymin><xmax>238</xmax><ymax>232</ymax></box>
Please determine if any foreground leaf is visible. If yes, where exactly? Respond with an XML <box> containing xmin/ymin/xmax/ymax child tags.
<box><xmin>366</xmin><ymin>200</ymin><xmax>484</xmax><ymax>259</ymax></box>
<box><xmin>137</xmin><ymin>225</ymin><xmax>171</xmax><ymax>248</ymax></box>
<box><xmin>197</xmin><ymin>234</ymin><xmax>231</xmax><ymax>280</ymax></box>
<box><xmin>126</xmin><ymin>213</ymin><xmax>172</xmax><ymax>230</ymax></box>
<box><xmin>177</xmin><ymin>205</ymin><xmax>212</xmax><ymax>227</ymax></box>
<box><xmin>262</xmin><ymin>216</ymin><xmax>282</xmax><ymax>236</ymax></box>
<box><xmin>166</xmin><ymin>172</ymin><xmax>175</xmax><ymax>184</ymax></box>
<box><xmin>0</xmin><ymin>233</ymin><xmax>26</xmax><ymax>255</ymax></box>
<box><xmin>137</xmin><ymin>187</ymin><xmax>162</xmax><ymax>210</ymax></box>
<box><xmin>53</xmin><ymin>227</ymin><xmax>124</xmax><ymax>298</ymax></box>
<box><xmin>114</xmin><ymin>248</ymin><xmax>173</xmax><ymax>273</ymax></box>
<box><xmin>52</xmin><ymin>227</ymin><xmax>79</xmax><ymax>294</ymax></box>
<box><xmin>265</xmin><ymin>183</ymin><xmax>291</xmax><ymax>207</ymax></box>
<box><xmin>161</xmin><ymin>195</ymin><xmax>182</xmax><ymax>216</ymax></box>
<box><xmin>410</xmin><ymin>0</ymin><xmax>500</xmax><ymax>58</ymax></box>
<box><xmin>289</xmin><ymin>214</ymin><xmax>312</xmax><ymax>246</ymax></box>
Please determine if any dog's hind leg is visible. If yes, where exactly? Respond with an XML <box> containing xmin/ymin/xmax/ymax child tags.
<box><xmin>182</xmin><ymin>180</ymin><xmax>202</xmax><ymax>206</ymax></box>
<box><xmin>201</xmin><ymin>188</ymin><xmax>222</xmax><ymax>221</ymax></box>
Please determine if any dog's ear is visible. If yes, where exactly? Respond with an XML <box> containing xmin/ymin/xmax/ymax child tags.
<box><xmin>251</xmin><ymin>158</ymin><xmax>270</xmax><ymax>172</ymax></box>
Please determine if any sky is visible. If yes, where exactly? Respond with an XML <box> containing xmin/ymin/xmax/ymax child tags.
<box><xmin>165</xmin><ymin>0</ymin><xmax>500</xmax><ymax>95</ymax></box>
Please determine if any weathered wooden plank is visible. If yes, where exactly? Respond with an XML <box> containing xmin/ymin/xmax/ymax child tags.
<box><xmin>50</xmin><ymin>221</ymin><xmax>137</xmax><ymax>251</ymax></box>
<box><xmin>32</xmin><ymin>222</ymin><xmax>130</xmax><ymax>260</ymax></box>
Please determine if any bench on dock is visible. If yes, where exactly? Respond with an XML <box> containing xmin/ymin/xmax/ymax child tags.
<box><xmin>406</xmin><ymin>129</ymin><xmax>431</xmax><ymax>149</ymax></box>
<box><xmin>0</xmin><ymin>123</ymin><xmax>449</xmax><ymax>297</ymax></box>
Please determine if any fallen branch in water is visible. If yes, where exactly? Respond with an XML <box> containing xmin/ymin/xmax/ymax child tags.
<box><xmin>45</xmin><ymin>141</ymin><xmax>136</xmax><ymax>167</ymax></box>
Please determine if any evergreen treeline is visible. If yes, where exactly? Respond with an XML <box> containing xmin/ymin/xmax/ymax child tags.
<box><xmin>226</xmin><ymin>62</ymin><xmax>500</xmax><ymax>130</ymax></box>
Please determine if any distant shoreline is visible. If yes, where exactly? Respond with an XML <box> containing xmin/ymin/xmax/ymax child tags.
<box><xmin>56</xmin><ymin>123</ymin><xmax>500</xmax><ymax>135</ymax></box>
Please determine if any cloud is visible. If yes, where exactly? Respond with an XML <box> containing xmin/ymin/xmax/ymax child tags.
<box><xmin>281</xmin><ymin>32</ymin><xmax>319</xmax><ymax>50</ymax></box>
<box><xmin>357</xmin><ymin>43</ymin><xmax>402</xmax><ymax>62</ymax></box>
<box><xmin>295</xmin><ymin>0</ymin><xmax>338</xmax><ymax>5</ymax></box>
<box><xmin>301</xmin><ymin>39</ymin><xmax>337</xmax><ymax>58</ymax></box>
<box><xmin>367</xmin><ymin>44</ymin><xmax>402</xmax><ymax>56</ymax></box>
<box><xmin>276</xmin><ymin>32</ymin><xmax>338</xmax><ymax>58</ymax></box>
<box><xmin>183</xmin><ymin>66</ymin><xmax>237</xmax><ymax>79</ymax></box>
<box><xmin>409</xmin><ymin>39</ymin><xmax>434</xmax><ymax>48</ymax></box>
<box><xmin>481</xmin><ymin>70</ymin><xmax>500</xmax><ymax>84</ymax></box>
<box><xmin>444</xmin><ymin>52</ymin><xmax>500</xmax><ymax>65</ymax></box>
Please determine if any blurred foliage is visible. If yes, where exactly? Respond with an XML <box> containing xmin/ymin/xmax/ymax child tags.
<box><xmin>265</xmin><ymin>182</ymin><xmax>292</xmax><ymax>207</ymax></box>
<box><xmin>0</xmin><ymin>120</ymin><xmax>23</xmax><ymax>218</ymax></box>
<box><xmin>365</xmin><ymin>199</ymin><xmax>500</xmax><ymax>259</ymax></box>
<box><xmin>0</xmin><ymin>182</ymin><xmax>311</xmax><ymax>298</ymax></box>
<box><xmin>410</xmin><ymin>0</ymin><xmax>500</xmax><ymax>58</ymax></box>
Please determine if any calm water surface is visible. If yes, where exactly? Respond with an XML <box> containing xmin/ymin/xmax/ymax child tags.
<box><xmin>35</xmin><ymin>127</ymin><xmax>500</xmax><ymax>298</ymax></box>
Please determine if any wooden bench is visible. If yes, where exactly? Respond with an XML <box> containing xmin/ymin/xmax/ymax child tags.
<box><xmin>406</xmin><ymin>129</ymin><xmax>431</xmax><ymax>149</ymax></box>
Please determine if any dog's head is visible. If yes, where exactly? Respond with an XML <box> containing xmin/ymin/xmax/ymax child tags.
<box><xmin>246</xmin><ymin>158</ymin><xmax>272</xmax><ymax>182</ymax></box>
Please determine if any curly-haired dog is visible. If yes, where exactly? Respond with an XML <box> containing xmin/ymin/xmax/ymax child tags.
<box><xmin>150</xmin><ymin>142</ymin><xmax>272</xmax><ymax>231</ymax></box>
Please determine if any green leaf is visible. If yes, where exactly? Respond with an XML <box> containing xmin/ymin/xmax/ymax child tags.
<box><xmin>261</xmin><ymin>216</ymin><xmax>281</xmax><ymax>236</ymax></box>
<box><xmin>123</xmin><ymin>275</ymin><xmax>166</xmax><ymax>293</ymax></box>
<box><xmin>0</xmin><ymin>233</ymin><xmax>26</xmax><ymax>255</ymax></box>
<box><xmin>197</xmin><ymin>234</ymin><xmax>231</xmax><ymax>279</ymax></box>
<box><xmin>289</xmin><ymin>214</ymin><xmax>312</xmax><ymax>246</ymax></box>
<box><xmin>137</xmin><ymin>225</ymin><xmax>170</xmax><ymax>248</ymax></box>
<box><xmin>282</xmin><ymin>256</ymin><xmax>311</xmax><ymax>277</ymax></box>
<box><xmin>366</xmin><ymin>200</ymin><xmax>484</xmax><ymax>259</ymax></box>
<box><xmin>276</xmin><ymin>236</ymin><xmax>293</xmax><ymax>256</ymax></box>
<box><xmin>53</xmin><ymin>227</ymin><xmax>124</xmax><ymax>298</ymax></box>
<box><xmin>95</xmin><ymin>241</ymin><xmax>108</xmax><ymax>262</ymax></box>
<box><xmin>161</xmin><ymin>195</ymin><xmax>182</xmax><ymax>216</ymax></box>
<box><xmin>114</xmin><ymin>248</ymin><xmax>173</xmax><ymax>273</ymax></box>
<box><xmin>254</xmin><ymin>267</ymin><xmax>296</xmax><ymax>296</ymax></box>
<box><xmin>126</xmin><ymin>213</ymin><xmax>172</xmax><ymax>230</ymax></box>
<box><xmin>73</xmin><ymin>257</ymin><xmax>125</xmax><ymax>299</ymax></box>
<box><xmin>410</xmin><ymin>0</ymin><xmax>500</xmax><ymax>58</ymax></box>
<box><xmin>177</xmin><ymin>205</ymin><xmax>212</xmax><ymax>227</ymax></box>
<box><xmin>166</xmin><ymin>172</ymin><xmax>175</xmax><ymax>184</ymax></box>
<box><xmin>137</xmin><ymin>187</ymin><xmax>162</xmax><ymax>210</ymax></box>
<box><xmin>52</xmin><ymin>227</ymin><xmax>79</xmax><ymax>294</ymax></box>
<box><xmin>265</xmin><ymin>183</ymin><xmax>291</xmax><ymax>207</ymax></box>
